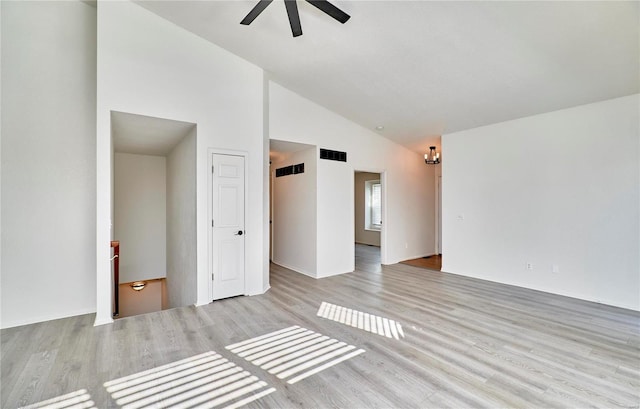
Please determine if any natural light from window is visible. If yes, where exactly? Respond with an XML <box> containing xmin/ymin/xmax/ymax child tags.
<box><xmin>317</xmin><ymin>302</ymin><xmax>405</xmax><ymax>340</ymax></box>
<box><xmin>103</xmin><ymin>351</ymin><xmax>275</xmax><ymax>409</ymax></box>
<box><xmin>20</xmin><ymin>389</ymin><xmax>96</xmax><ymax>409</ymax></box>
<box><xmin>226</xmin><ymin>326</ymin><xmax>365</xmax><ymax>385</ymax></box>
<box><xmin>365</xmin><ymin>180</ymin><xmax>382</xmax><ymax>231</ymax></box>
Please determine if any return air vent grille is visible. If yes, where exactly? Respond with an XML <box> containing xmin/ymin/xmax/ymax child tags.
<box><xmin>276</xmin><ymin>163</ymin><xmax>305</xmax><ymax>178</ymax></box>
<box><xmin>320</xmin><ymin>148</ymin><xmax>347</xmax><ymax>162</ymax></box>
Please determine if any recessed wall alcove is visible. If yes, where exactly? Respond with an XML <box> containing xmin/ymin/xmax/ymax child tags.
<box><xmin>111</xmin><ymin>111</ymin><xmax>197</xmax><ymax>318</ymax></box>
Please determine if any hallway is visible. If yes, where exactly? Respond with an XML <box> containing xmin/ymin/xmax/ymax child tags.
<box><xmin>354</xmin><ymin>243</ymin><xmax>381</xmax><ymax>273</ymax></box>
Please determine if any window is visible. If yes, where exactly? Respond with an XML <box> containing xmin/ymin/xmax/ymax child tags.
<box><xmin>365</xmin><ymin>180</ymin><xmax>382</xmax><ymax>231</ymax></box>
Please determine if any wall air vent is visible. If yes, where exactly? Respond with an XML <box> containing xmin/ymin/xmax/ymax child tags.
<box><xmin>293</xmin><ymin>163</ymin><xmax>304</xmax><ymax>174</ymax></box>
<box><xmin>320</xmin><ymin>148</ymin><xmax>347</xmax><ymax>162</ymax></box>
<box><xmin>276</xmin><ymin>163</ymin><xmax>305</xmax><ymax>178</ymax></box>
<box><xmin>276</xmin><ymin>165</ymin><xmax>292</xmax><ymax>177</ymax></box>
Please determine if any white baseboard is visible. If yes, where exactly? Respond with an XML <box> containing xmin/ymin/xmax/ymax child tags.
<box><xmin>1</xmin><ymin>307</ymin><xmax>97</xmax><ymax>330</ymax></box>
<box><xmin>271</xmin><ymin>260</ymin><xmax>317</xmax><ymax>278</ymax></box>
<box><xmin>93</xmin><ymin>316</ymin><xmax>114</xmax><ymax>327</ymax></box>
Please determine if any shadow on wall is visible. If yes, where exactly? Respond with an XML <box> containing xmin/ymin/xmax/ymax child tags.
<box><xmin>118</xmin><ymin>279</ymin><xmax>168</xmax><ymax>318</ymax></box>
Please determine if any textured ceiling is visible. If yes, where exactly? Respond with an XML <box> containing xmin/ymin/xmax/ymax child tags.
<box><xmin>136</xmin><ymin>0</ymin><xmax>639</xmax><ymax>154</ymax></box>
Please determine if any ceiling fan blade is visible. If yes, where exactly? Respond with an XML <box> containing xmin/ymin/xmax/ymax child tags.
<box><xmin>284</xmin><ymin>0</ymin><xmax>303</xmax><ymax>37</ymax></box>
<box><xmin>306</xmin><ymin>0</ymin><xmax>350</xmax><ymax>24</ymax></box>
<box><xmin>240</xmin><ymin>0</ymin><xmax>274</xmax><ymax>25</ymax></box>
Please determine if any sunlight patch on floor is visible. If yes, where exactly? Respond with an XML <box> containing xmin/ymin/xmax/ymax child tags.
<box><xmin>20</xmin><ymin>389</ymin><xmax>96</xmax><ymax>409</ymax></box>
<box><xmin>226</xmin><ymin>326</ymin><xmax>365</xmax><ymax>385</ymax></box>
<box><xmin>103</xmin><ymin>351</ymin><xmax>275</xmax><ymax>409</ymax></box>
<box><xmin>317</xmin><ymin>301</ymin><xmax>405</xmax><ymax>340</ymax></box>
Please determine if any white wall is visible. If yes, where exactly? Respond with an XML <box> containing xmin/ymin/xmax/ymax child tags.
<box><xmin>316</xmin><ymin>156</ymin><xmax>356</xmax><ymax>277</ymax></box>
<box><xmin>96</xmin><ymin>1</ymin><xmax>266</xmax><ymax>324</ymax></box>
<box><xmin>1</xmin><ymin>1</ymin><xmax>97</xmax><ymax>329</ymax></box>
<box><xmin>272</xmin><ymin>148</ymin><xmax>317</xmax><ymax>276</ymax></box>
<box><xmin>262</xmin><ymin>72</ymin><xmax>271</xmax><ymax>292</ymax></box>
<box><xmin>435</xmin><ymin>163</ymin><xmax>442</xmax><ymax>254</ymax></box>
<box><xmin>442</xmin><ymin>94</ymin><xmax>640</xmax><ymax>311</ymax></box>
<box><xmin>355</xmin><ymin>172</ymin><xmax>381</xmax><ymax>247</ymax></box>
<box><xmin>114</xmin><ymin>152</ymin><xmax>167</xmax><ymax>283</ymax></box>
<box><xmin>166</xmin><ymin>129</ymin><xmax>197</xmax><ymax>308</ymax></box>
<box><xmin>269</xmin><ymin>82</ymin><xmax>435</xmax><ymax>276</ymax></box>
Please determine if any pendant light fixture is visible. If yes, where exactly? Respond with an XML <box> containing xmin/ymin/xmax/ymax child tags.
<box><xmin>424</xmin><ymin>146</ymin><xmax>440</xmax><ymax>165</ymax></box>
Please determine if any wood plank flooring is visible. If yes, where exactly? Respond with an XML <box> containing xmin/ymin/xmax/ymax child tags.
<box><xmin>400</xmin><ymin>254</ymin><xmax>443</xmax><ymax>271</ymax></box>
<box><xmin>2</xmin><ymin>244</ymin><xmax>639</xmax><ymax>408</ymax></box>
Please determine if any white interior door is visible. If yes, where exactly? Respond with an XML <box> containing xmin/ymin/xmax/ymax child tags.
<box><xmin>211</xmin><ymin>154</ymin><xmax>245</xmax><ymax>300</ymax></box>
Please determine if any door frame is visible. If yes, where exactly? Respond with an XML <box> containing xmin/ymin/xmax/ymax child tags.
<box><xmin>207</xmin><ymin>148</ymin><xmax>249</xmax><ymax>302</ymax></box>
<box><xmin>353</xmin><ymin>168</ymin><xmax>388</xmax><ymax>265</ymax></box>
<box><xmin>269</xmin><ymin>161</ymin><xmax>274</xmax><ymax>261</ymax></box>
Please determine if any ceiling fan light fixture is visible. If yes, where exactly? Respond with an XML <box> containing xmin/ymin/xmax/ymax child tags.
<box><xmin>240</xmin><ymin>0</ymin><xmax>273</xmax><ymax>25</ymax></box>
<box><xmin>240</xmin><ymin>0</ymin><xmax>350</xmax><ymax>37</ymax></box>
<box><xmin>284</xmin><ymin>0</ymin><xmax>303</xmax><ymax>37</ymax></box>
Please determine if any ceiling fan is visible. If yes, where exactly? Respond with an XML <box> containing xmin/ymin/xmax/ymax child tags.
<box><xmin>240</xmin><ymin>0</ymin><xmax>351</xmax><ymax>37</ymax></box>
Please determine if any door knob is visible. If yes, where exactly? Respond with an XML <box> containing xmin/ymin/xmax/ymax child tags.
<box><xmin>235</xmin><ymin>230</ymin><xmax>244</xmax><ymax>236</ymax></box>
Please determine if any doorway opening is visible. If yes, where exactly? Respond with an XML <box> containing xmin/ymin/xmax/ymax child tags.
<box><xmin>111</xmin><ymin>111</ymin><xmax>197</xmax><ymax>318</ymax></box>
<box><xmin>399</xmin><ymin>172</ymin><xmax>442</xmax><ymax>271</ymax></box>
<box><xmin>269</xmin><ymin>140</ymin><xmax>317</xmax><ymax>277</ymax></box>
<box><xmin>354</xmin><ymin>171</ymin><xmax>383</xmax><ymax>273</ymax></box>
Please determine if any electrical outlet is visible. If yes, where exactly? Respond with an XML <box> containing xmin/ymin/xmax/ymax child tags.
<box><xmin>552</xmin><ymin>264</ymin><xmax>559</xmax><ymax>273</ymax></box>
<box><xmin>526</xmin><ymin>263</ymin><xmax>534</xmax><ymax>270</ymax></box>
<box><xmin>405</xmin><ymin>243</ymin><xmax>408</xmax><ymax>249</ymax></box>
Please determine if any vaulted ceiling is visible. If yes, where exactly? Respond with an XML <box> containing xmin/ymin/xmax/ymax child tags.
<box><xmin>136</xmin><ymin>0</ymin><xmax>639</xmax><ymax>154</ymax></box>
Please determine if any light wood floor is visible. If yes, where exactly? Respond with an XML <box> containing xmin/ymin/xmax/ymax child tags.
<box><xmin>2</xmin><ymin>244</ymin><xmax>639</xmax><ymax>408</ymax></box>
<box><xmin>401</xmin><ymin>254</ymin><xmax>443</xmax><ymax>271</ymax></box>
